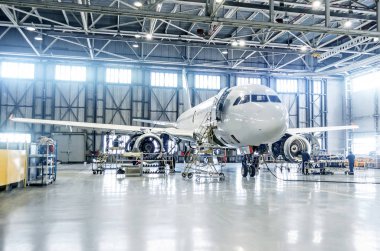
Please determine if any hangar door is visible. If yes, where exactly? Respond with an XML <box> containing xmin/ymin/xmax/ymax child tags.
<box><xmin>52</xmin><ymin>133</ymin><xmax>86</xmax><ymax>163</ymax></box>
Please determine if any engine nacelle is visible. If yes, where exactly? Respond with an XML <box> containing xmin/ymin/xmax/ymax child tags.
<box><xmin>127</xmin><ymin>133</ymin><xmax>163</xmax><ymax>159</ymax></box>
<box><xmin>283</xmin><ymin>135</ymin><xmax>311</xmax><ymax>162</ymax></box>
<box><xmin>271</xmin><ymin>134</ymin><xmax>312</xmax><ymax>162</ymax></box>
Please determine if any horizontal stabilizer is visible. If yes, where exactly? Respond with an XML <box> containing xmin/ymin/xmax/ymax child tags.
<box><xmin>133</xmin><ymin>119</ymin><xmax>177</xmax><ymax>128</ymax></box>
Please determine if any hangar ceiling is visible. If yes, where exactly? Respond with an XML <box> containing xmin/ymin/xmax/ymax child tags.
<box><xmin>0</xmin><ymin>0</ymin><xmax>379</xmax><ymax>75</ymax></box>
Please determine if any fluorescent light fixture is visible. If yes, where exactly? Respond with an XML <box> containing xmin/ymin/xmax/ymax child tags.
<box><xmin>146</xmin><ymin>33</ymin><xmax>153</xmax><ymax>40</ymax></box>
<box><xmin>135</xmin><ymin>34</ymin><xmax>141</xmax><ymax>38</ymax></box>
<box><xmin>312</xmin><ymin>0</ymin><xmax>321</xmax><ymax>9</ymax></box>
<box><xmin>133</xmin><ymin>1</ymin><xmax>143</xmax><ymax>7</ymax></box>
<box><xmin>222</xmin><ymin>50</ymin><xmax>228</xmax><ymax>54</ymax></box>
<box><xmin>238</xmin><ymin>40</ymin><xmax>246</xmax><ymax>46</ymax></box>
<box><xmin>344</xmin><ymin>20</ymin><xmax>352</xmax><ymax>28</ymax></box>
<box><xmin>132</xmin><ymin>44</ymin><xmax>139</xmax><ymax>48</ymax></box>
<box><xmin>26</xmin><ymin>26</ymin><xmax>36</xmax><ymax>31</ymax></box>
<box><xmin>300</xmin><ymin>45</ymin><xmax>308</xmax><ymax>52</ymax></box>
<box><xmin>231</xmin><ymin>40</ymin><xmax>238</xmax><ymax>46</ymax></box>
<box><xmin>34</xmin><ymin>34</ymin><xmax>43</xmax><ymax>41</ymax></box>
<box><xmin>215</xmin><ymin>0</ymin><xmax>223</xmax><ymax>3</ymax></box>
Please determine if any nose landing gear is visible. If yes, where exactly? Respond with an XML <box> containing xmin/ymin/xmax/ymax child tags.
<box><xmin>242</xmin><ymin>154</ymin><xmax>260</xmax><ymax>178</ymax></box>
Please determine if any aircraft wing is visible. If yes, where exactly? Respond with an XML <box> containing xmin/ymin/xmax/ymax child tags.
<box><xmin>287</xmin><ymin>125</ymin><xmax>359</xmax><ymax>134</ymax></box>
<box><xmin>132</xmin><ymin>119</ymin><xmax>177</xmax><ymax>128</ymax></box>
<box><xmin>9</xmin><ymin>116</ymin><xmax>194</xmax><ymax>140</ymax></box>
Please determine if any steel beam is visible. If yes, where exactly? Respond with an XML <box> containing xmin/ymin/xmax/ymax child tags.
<box><xmin>325</xmin><ymin>0</ymin><xmax>330</xmax><ymax>28</ymax></box>
<box><xmin>2</xmin><ymin>0</ymin><xmax>380</xmax><ymax>37</ymax></box>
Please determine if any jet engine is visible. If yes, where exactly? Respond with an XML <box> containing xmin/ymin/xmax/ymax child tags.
<box><xmin>270</xmin><ymin>134</ymin><xmax>312</xmax><ymax>162</ymax></box>
<box><xmin>125</xmin><ymin>133</ymin><xmax>163</xmax><ymax>159</ymax></box>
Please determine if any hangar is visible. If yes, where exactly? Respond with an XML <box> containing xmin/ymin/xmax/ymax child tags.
<box><xmin>0</xmin><ymin>0</ymin><xmax>380</xmax><ymax>250</ymax></box>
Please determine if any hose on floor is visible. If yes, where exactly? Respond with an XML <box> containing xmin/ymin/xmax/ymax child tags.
<box><xmin>263</xmin><ymin>161</ymin><xmax>380</xmax><ymax>185</ymax></box>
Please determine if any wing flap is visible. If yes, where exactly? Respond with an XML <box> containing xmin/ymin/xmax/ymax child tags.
<box><xmin>133</xmin><ymin>119</ymin><xmax>177</xmax><ymax>128</ymax></box>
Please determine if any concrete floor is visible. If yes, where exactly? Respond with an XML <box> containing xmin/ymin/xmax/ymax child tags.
<box><xmin>1</xmin><ymin>164</ymin><xmax>380</xmax><ymax>251</ymax></box>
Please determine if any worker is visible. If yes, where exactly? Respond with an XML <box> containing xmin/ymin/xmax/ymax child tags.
<box><xmin>301</xmin><ymin>150</ymin><xmax>311</xmax><ymax>175</ymax></box>
<box><xmin>346</xmin><ymin>151</ymin><xmax>355</xmax><ymax>175</ymax></box>
<box><xmin>112</xmin><ymin>135</ymin><xmax>122</xmax><ymax>148</ymax></box>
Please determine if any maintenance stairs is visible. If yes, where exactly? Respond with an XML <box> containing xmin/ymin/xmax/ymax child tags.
<box><xmin>181</xmin><ymin>88</ymin><xmax>230</xmax><ymax>182</ymax></box>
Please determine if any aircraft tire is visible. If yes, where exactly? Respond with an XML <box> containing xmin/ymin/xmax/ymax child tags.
<box><xmin>249</xmin><ymin>165</ymin><xmax>256</xmax><ymax>177</ymax></box>
<box><xmin>241</xmin><ymin>165</ymin><xmax>248</xmax><ymax>177</ymax></box>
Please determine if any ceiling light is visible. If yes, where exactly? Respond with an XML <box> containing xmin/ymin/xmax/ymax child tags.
<box><xmin>133</xmin><ymin>1</ymin><xmax>143</xmax><ymax>7</ymax></box>
<box><xmin>215</xmin><ymin>0</ymin><xmax>223</xmax><ymax>3</ymax></box>
<box><xmin>146</xmin><ymin>33</ymin><xmax>153</xmax><ymax>40</ymax></box>
<box><xmin>135</xmin><ymin>34</ymin><xmax>141</xmax><ymax>38</ymax></box>
<box><xmin>222</xmin><ymin>50</ymin><xmax>228</xmax><ymax>54</ymax></box>
<box><xmin>34</xmin><ymin>34</ymin><xmax>43</xmax><ymax>41</ymax></box>
<box><xmin>132</xmin><ymin>44</ymin><xmax>139</xmax><ymax>48</ymax></box>
<box><xmin>231</xmin><ymin>40</ymin><xmax>238</xmax><ymax>47</ymax></box>
<box><xmin>374</xmin><ymin>37</ymin><xmax>379</xmax><ymax>42</ymax></box>
<box><xmin>343</xmin><ymin>20</ymin><xmax>352</xmax><ymax>28</ymax></box>
<box><xmin>312</xmin><ymin>0</ymin><xmax>321</xmax><ymax>9</ymax></box>
<box><xmin>26</xmin><ymin>26</ymin><xmax>36</xmax><ymax>31</ymax></box>
<box><xmin>300</xmin><ymin>45</ymin><xmax>308</xmax><ymax>52</ymax></box>
<box><xmin>238</xmin><ymin>40</ymin><xmax>246</xmax><ymax>46</ymax></box>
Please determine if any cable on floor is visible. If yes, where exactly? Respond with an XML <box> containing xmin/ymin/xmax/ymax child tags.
<box><xmin>263</xmin><ymin>161</ymin><xmax>380</xmax><ymax>185</ymax></box>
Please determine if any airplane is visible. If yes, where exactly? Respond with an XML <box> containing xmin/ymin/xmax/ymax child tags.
<box><xmin>9</xmin><ymin>84</ymin><xmax>358</xmax><ymax>177</ymax></box>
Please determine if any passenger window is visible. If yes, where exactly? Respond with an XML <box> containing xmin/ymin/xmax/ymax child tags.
<box><xmin>269</xmin><ymin>95</ymin><xmax>281</xmax><ymax>103</ymax></box>
<box><xmin>251</xmin><ymin>95</ymin><xmax>268</xmax><ymax>102</ymax></box>
<box><xmin>233</xmin><ymin>97</ymin><xmax>241</xmax><ymax>106</ymax></box>
<box><xmin>240</xmin><ymin>95</ymin><xmax>250</xmax><ymax>104</ymax></box>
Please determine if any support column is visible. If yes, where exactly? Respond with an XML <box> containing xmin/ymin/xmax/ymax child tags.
<box><xmin>377</xmin><ymin>0</ymin><xmax>380</xmax><ymax>31</ymax></box>
<box><xmin>269</xmin><ymin>0</ymin><xmax>275</xmax><ymax>22</ymax></box>
<box><xmin>345</xmin><ymin>77</ymin><xmax>353</xmax><ymax>153</ymax></box>
<box><xmin>325</xmin><ymin>0</ymin><xmax>330</xmax><ymax>27</ymax></box>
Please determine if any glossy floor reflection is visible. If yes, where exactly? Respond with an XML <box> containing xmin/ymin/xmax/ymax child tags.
<box><xmin>1</xmin><ymin>163</ymin><xmax>380</xmax><ymax>251</ymax></box>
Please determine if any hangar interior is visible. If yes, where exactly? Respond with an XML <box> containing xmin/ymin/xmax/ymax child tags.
<box><xmin>1</xmin><ymin>0</ymin><xmax>380</xmax><ymax>250</ymax></box>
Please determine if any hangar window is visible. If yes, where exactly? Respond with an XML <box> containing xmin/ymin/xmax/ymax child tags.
<box><xmin>151</xmin><ymin>72</ymin><xmax>178</xmax><ymax>87</ymax></box>
<box><xmin>55</xmin><ymin>65</ymin><xmax>86</xmax><ymax>82</ymax></box>
<box><xmin>0</xmin><ymin>133</ymin><xmax>31</xmax><ymax>143</ymax></box>
<box><xmin>351</xmin><ymin>72</ymin><xmax>380</xmax><ymax>92</ymax></box>
<box><xmin>313</xmin><ymin>80</ymin><xmax>322</xmax><ymax>94</ymax></box>
<box><xmin>236</xmin><ymin>77</ymin><xmax>261</xmax><ymax>86</ymax></box>
<box><xmin>276</xmin><ymin>79</ymin><xmax>298</xmax><ymax>93</ymax></box>
<box><xmin>106</xmin><ymin>68</ymin><xmax>132</xmax><ymax>84</ymax></box>
<box><xmin>195</xmin><ymin>74</ymin><xmax>220</xmax><ymax>90</ymax></box>
<box><xmin>1</xmin><ymin>62</ymin><xmax>35</xmax><ymax>79</ymax></box>
<box><xmin>352</xmin><ymin>137</ymin><xmax>375</xmax><ymax>155</ymax></box>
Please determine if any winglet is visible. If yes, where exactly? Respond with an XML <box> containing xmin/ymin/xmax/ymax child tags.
<box><xmin>9</xmin><ymin>114</ymin><xmax>14</xmax><ymax>121</ymax></box>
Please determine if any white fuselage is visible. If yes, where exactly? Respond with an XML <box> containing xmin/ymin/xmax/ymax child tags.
<box><xmin>176</xmin><ymin>85</ymin><xmax>289</xmax><ymax>147</ymax></box>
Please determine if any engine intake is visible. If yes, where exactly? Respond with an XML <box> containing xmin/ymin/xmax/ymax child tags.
<box><xmin>283</xmin><ymin>135</ymin><xmax>311</xmax><ymax>162</ymax></box>
<box><xmin>126</xmin><ymin>133</ymin><xmax>163</xmax><ymax>159</ymax></box>
<box><xmin>271</xmin><ymin>134</ymin><xmax>312</xmax><ymax>162</ymax></box>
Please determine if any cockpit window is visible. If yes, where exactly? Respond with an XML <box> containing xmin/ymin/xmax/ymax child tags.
<box><xmin>233</xmin><ymin>97</ymin><xmax>241</xmax><ymax>106</ymax></box>
<box><xmin>269</xmin><ymin>95</ymin><xmax>281</xmax><ymax>103</ymax></box>
<box><xmin>251</xmin><ymin>95</ymin><xmax>268</xmax><ymax>102</ymax></box>
<box><xmin>240</xmin><ymin>95</ymin><xmax>250</xmax><ymax>104</ymax></box>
